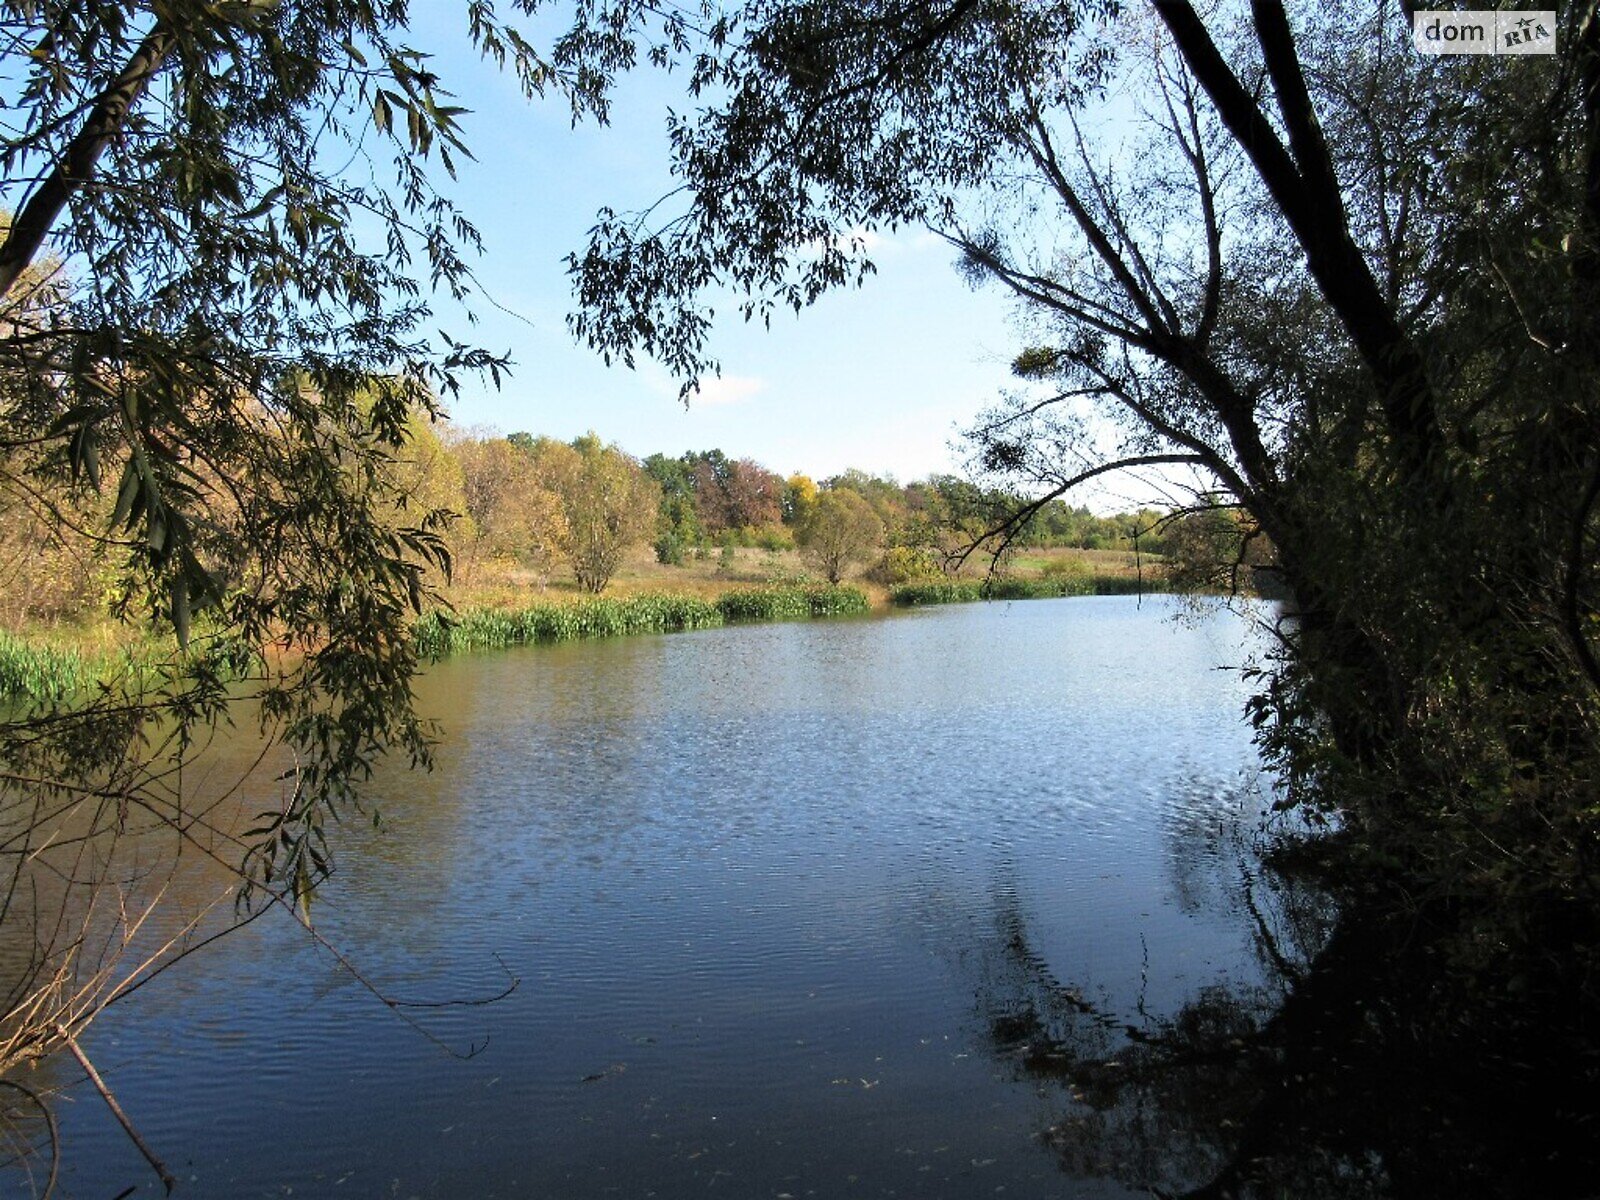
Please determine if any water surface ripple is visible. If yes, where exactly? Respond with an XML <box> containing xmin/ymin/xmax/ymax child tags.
<box><xmin>56</xmin><ymin>596</ymin><xmax>1281</xmax><ymax>1199</ymax></box>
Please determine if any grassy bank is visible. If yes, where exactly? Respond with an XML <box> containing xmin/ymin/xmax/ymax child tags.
<box><xmin>413</xmin><ymin>584</ymin><xmax>870</xmax><ymax>657</ymax></box>
<box><xmin>447</xmin><ymin>545</ymin><xmax>1158</xmax><ymax>607</ymax></box>
<box><xmin>4</xmin><ymin>547</ymin><xmax>1164</xmax><ymax>700</ymax></box>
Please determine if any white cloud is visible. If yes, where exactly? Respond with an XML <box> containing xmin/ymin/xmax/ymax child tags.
<box><xmin>840</xmin><ymin>224</ymin><xmax>889</xmax><ymax>254</ymax></box>
<box><xmin>635</xmin><ymin>361</ymin><xmax>764</xmax><ymax>407</ymax></box>
<box><xmin>687</xmin><ymin>373</ymin><xmax>766</xmax><ymax>407</ymax></box>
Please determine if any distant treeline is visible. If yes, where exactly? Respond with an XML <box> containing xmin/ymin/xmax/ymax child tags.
<box><xmin>639</xmin><ymin>450</ymin><xmax>1174</xmax><ymax>558</ymax></box>
<box><xmin>431</xmin><ymin>430</ymin><xmax>1209</xmax><ymax>593</ymax></box>
<box><xmin>2</xmin><ymin>418</ymin><xmax>1253</xmax><ymax>633</ymax></box>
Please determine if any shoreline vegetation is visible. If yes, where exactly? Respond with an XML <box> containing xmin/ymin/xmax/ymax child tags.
<box><xmin>1</xmin><ymin>551</ymin><xmax>1172</xmax><ymax>703</ymax></box>
<box><xmin>0</xmin><ymin>628</ymin><xmax>261</xmax><ymax>707</ymax></box>
<box><xmin>412</xmin><ymin>583</ymin><xmax>872</xmax><ymax>657</ymax></box>
<box><xmin>889</xmin><ymin>572</ymin><xmax>1163</xmax><ymax>605</ymax></box>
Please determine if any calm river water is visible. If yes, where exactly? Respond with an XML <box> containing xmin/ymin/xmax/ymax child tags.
<box><xmin>48</xmin><ymin>596</ymin><xmax>1306</xmax><ymax>1198</ymax></box>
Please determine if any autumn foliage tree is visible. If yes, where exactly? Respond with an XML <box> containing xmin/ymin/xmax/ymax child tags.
<box><xmin>527</xmin><ymin>433</ymin><xmax>660</xmax><ymax>593</ymax></box>
<box><xmin>797</xmin><ymin>488</ymin><xmax>885</xmax><ymax>583</ymax></box>
<box><xmin>451</xmin><ymin>434</ymin><xmax>567</xmax><ymax>581</ymax></box>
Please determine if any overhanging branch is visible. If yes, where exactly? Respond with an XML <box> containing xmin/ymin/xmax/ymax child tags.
<box><xmin>951</xmin><ymin>452</ymin><xmax>1208</xmax><ymax>573</ymax></box>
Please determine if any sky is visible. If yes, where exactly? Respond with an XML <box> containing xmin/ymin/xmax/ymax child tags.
<box><xmin>401</xmin><ymin>9</ymin><xmax>1038</xmax><ymax>487</ymax></box>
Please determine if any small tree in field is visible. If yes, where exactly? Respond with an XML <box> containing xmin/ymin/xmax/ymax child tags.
<box><xmin>798</xmin><ymin>489</ymin><xmax>883</xmax><ymax>584</ymax></box>
<box><xmin>532</xmin><ymin>433</ymin><xmax>660</xmax><ymax>594</ymax></box>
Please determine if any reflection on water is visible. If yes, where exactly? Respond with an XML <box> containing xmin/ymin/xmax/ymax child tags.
<box><xmin>971</xmin><ymin>787</ymin><xmax>1597</xmax><ymax>1199</ymax></box>
<box><xmin>16</xmin><ymin>595</ymin><xmax>1556</xmax><ymax>1198</ymax></box>
<box><xmin>970</xmin><ymin>794</ymin><xmax>1339</xmax><ymax>1198</ymax></box>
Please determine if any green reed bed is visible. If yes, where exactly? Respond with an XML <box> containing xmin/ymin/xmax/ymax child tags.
<box><xmin>890</xmin><ymin>573</ymin><xmax>1166</xmax><ymax>607</ymax></box>
<box><xmin>888</xmin><ymin>580</ymin><xmax>985</xmax><ymax>606</ymax></box>
<box><xmin>714</xmin><ymin>584</ymin><xmax>870</xmax><ymax>622</ymax></box>
<box><xmin>0</xmin><ymin>631</ymin><xmax>95</xmax><ymax>704</ymax></box>
<box><xmin>4</xmin><ymin>588</ymin><xmax>868</xmax><ymax>698</ymax></box>
<box><xmin>412</xmin><ymin>595</ymin><xmax>720</xmax><ymax>656</ymax></box>
<box><xmin>0</xmin><ymin>629</ymin><xmax>259</xmax><ymax>705</ymax></box>
<box><xmin>413</xmin><ymin>585</ymin><xmax>869</xmax><ymax>658</ymax></box>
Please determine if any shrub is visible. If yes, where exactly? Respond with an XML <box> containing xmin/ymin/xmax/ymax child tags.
<box><xmin>873</xmin><ymin>545</ymin><xmax>943</xmax><ymax>585</ymax></box>
<box><xmin>654</xmin><ymin>531</ymin><xmax>687</xmax><ymax>565</ymax></box>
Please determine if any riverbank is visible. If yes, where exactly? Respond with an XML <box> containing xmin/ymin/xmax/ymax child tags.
<box><xmin>0</xmin><ymin>547</ymin><xmax>1173</xmax><ymax>702</ymax></box>
<box><xmin>415</xmin><ymin>568</ymin><xmax>1172</xmax><ymax>658</ymax></box>
<box><xmin>0</xmin><ymin>627</ymin><xmax>262</xmax><ymax>705</ymax></box>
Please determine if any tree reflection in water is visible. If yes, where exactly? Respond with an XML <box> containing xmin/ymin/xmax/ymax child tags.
<box><xmin>975</xmin><ymin>806</ymin><xmax>1597</xmax><ymax>1199</ymax></box>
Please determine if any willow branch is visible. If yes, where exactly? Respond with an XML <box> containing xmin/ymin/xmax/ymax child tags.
<box><xmin>0</xmin><ymin>23</ymin><xmax>176</xmax><ymax>298</ymax></box>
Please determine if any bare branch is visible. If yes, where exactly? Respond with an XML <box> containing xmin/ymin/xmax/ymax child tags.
<box><xmin>62</xmin><ymin>1034</ymin><xmax>174</xmax><ymax>1194</ymax></box>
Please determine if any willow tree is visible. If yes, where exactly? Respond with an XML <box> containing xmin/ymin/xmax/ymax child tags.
<box><xmin>0</xmin><ymin>1</ymin><xmax>594</xmax><ymax>1163</ymax></box>
<box><xmin>561</xmin><ymin>0</ymin><xmax>1600</xmax><ymax>883</ymax></box>
<box><xmin>553</xmin><ymin>8</ymin><xmax>1600</xmax><ymax>1191</ymax></box>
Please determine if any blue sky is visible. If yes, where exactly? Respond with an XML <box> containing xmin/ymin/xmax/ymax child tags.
<box><xmin>406</xmin><ymin>9</ymin><xmax>1031</xmax><ymax>485</ymax></box>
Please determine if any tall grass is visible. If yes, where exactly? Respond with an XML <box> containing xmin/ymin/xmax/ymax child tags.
<box><xmin>4</xmin><ymin>586</ymin><xmax>870</xmax><ymax>697</ymax></box>
<box><xmin>888</xmin><ymin>581</ymin><xmax>985</xmax><ymax>606</ymax></box>
<box><xmin>0</xmin><ymin>630</ymin><xmax>265</xmax><ymax>706</ymax></box>
<box><xmin>412</xmin><ymin>585</ymin><xmax>869</xmax><ymax>658</ymax></box>
<box><xmin>412</xmin><ymin>594</ymin><xmax>721</xmax><ymax>656</ymax></box>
